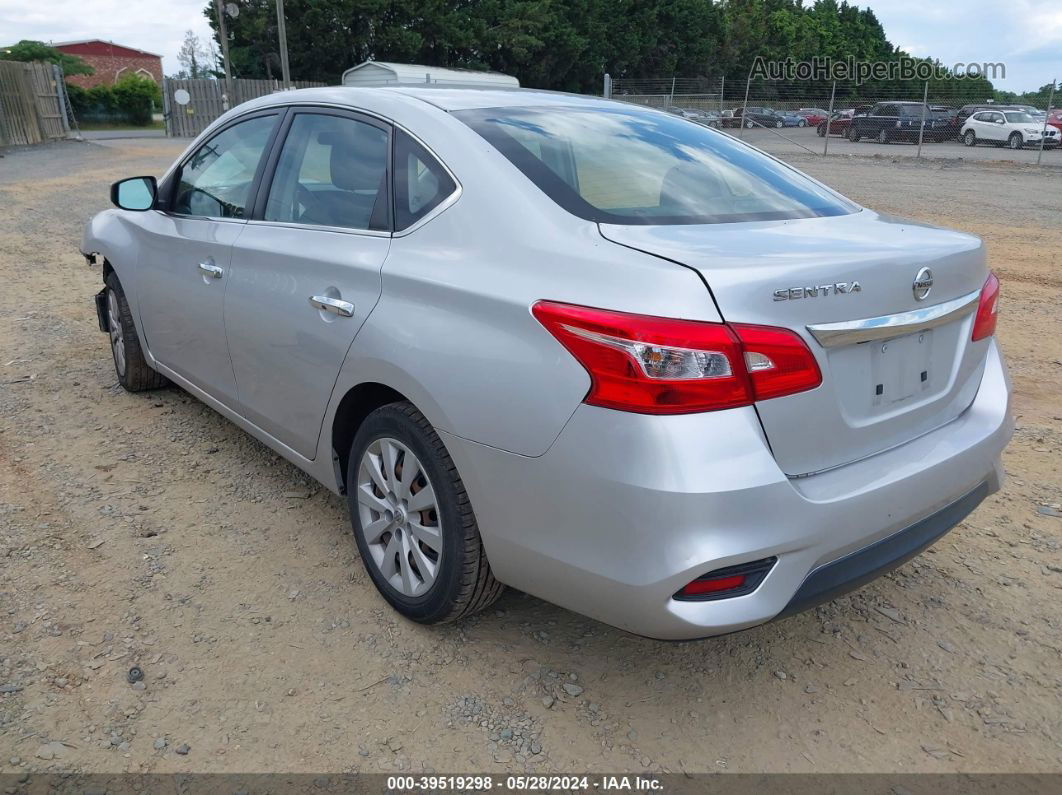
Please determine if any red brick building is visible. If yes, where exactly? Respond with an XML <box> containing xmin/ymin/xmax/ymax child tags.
<box><xmin>54</xmin><ymin>40</ymin><xmax>162</xmax><ymax>89</ymax></box>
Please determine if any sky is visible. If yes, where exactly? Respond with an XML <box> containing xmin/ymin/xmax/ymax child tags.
<box><xmin>0</xmin><ymin>0</ymin><xmax>1059</xmax><ymax>93</ymax></box>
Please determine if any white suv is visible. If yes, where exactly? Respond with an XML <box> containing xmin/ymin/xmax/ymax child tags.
<box><xmin>961</xmin><ymin>109</ymin><xmax>1059</xmax><ymax>150</ymax></box>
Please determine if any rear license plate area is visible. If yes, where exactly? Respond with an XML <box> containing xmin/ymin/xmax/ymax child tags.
<box><xmin>870</xmin><ymin>330</ymin><xmax>932</xmax><ymax>407</ymax></box>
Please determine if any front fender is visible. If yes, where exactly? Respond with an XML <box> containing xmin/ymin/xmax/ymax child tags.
<box><xmin>80</xmin><ymin>209</ymin><xmax>153</xmax><ymax>360</ymax></box>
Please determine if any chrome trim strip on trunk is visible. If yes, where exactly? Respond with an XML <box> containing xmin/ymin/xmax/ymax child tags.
<box><xmin>806</xmin><ymin>289</ymin><xmax>980</xmax><ymax>348</ymax></box>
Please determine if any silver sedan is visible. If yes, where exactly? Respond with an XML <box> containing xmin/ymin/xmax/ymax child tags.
<box><xmin>82</xmin><ymin>86</ymin><xmax>1012</xmax><ymax>639</ymax></box>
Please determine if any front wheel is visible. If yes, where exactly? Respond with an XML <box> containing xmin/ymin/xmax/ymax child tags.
<box><xmin>848</xmin><ymin>127</ymin><xmax>861</xmax><ymax>142</ymax></box>
<box><xmin>817</xmin><ymin>124</ymin><xmax>826</xmax><ymax>137</ymax></box>
<box><xmin>775</xmin><ymin>120</ymin><xmax>783</xmax><ymax>128</ymax></box>
<box><xmin>347</xmin><ymin>402</ymin><xmax>504</xmax><ymax>624</ymax></box>
<box><xmin>964</xmin><ymin>130</ymin><xmax>976</xmax><ymax>146</ymax></box>
<box><xmin>745</xmin><ymin>120</ymin><xmax>753</xmax><ymax>128</ymax></box>
<box><xmin>1008</xmin><ymin>132</ymin><xmax>1024</xmax><ymax>150</ymax></box>
<box><xmin>798</xmin><ymin>119</ymin><xmax>806</xmax><ymax>127</ymax></box>
<box><xmin>103</xmin><ymin>273</ymin><xmax>167</xmax><ymax>392</ymax></box>
<box><xmin>877</xmin><ymin>128</ymin><xmax>890</xmax><ymax>144</ymax></box>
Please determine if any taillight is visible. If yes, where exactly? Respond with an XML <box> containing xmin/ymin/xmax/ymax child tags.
<box><xmin>971</xmin><ymin>272</ymin><xmax>1000</xmax><ymax>342</ymax></box>
<box><xmin>732</xmin><ymin>323</ymin><xmax>823</xmax><ymax>401</ymax></box>
<box><xmin>531</xmin><ymin>301</ymin><xmax>821</xmax><ymax>415</ymax></box>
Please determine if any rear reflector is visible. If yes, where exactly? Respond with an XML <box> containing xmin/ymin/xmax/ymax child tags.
<box><xmin>971</xmin><ymin>272</ymin><xmax>999</xmax><ymax>342</ymax></box>
<box><xmin>532</xmin><ymin>302</ymin><xmax>820</xmax><ymax>415</ymax></box>
<box><xmin>674</xmin><ymin>557</ymin><xmax>777</xmax><ymax>602</ymax></box>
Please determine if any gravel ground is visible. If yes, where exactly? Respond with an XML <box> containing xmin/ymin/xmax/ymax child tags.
<box><xmin>1</xmin><ymin>138</ymin><xmax>1060</xmax><ymax>775</ymax></box>
<box><xmin>737</xmin><ymin>124</ymin><xmax>1062</xmax><ymax>166</ymax></box>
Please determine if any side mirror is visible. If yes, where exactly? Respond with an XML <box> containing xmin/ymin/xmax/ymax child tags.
<box><xmin>111</xmin><ymin>176</ymin><xmax>157</xmax><ymax>211</ymax></box>
<box><xmin>995</xmin><ymin>119</ymin><xmax>1005</xmax><ymax>124</ymax></box>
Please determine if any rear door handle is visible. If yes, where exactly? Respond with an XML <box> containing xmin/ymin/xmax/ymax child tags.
<box><xmin>309</xmin><ymin>295</ymin><xmax>354</xmax><ymax>317</ymax></box>
<box><xmin>198</xmin><ymin>262</ymin><xmax>224</xmax><ymax>279</ymax></box>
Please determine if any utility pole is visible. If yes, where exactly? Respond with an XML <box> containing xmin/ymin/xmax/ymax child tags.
<box><xmin>214</xmin><ymin>0</ymin><xmax>233</xmax><ymax>109</ymax></box>
<box><xmin>276</xmin><ymin>0</ymin><xmax>292</xmax><ymax>88</ymax></box>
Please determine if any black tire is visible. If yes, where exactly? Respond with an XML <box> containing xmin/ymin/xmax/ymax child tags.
<box><xmin>1008</xmin><ymin>132</ymin><xmax>1023</xmax><ymax>150</ymax></box>
<box><xmin>963</xmin><ymin>130</ymin><xmax>976</xmax><ymax>147</ymax></box>
<box><xmin>798</xmin><ymin>119</ymin><xmax>806</xmax><ymax>127</ymax></box>
<box><xmin>848</xmin><ymin>127</ymin><xmax>861</xmax><ymax>142</ymax></box>
<box><xmin>877</xmin><ymin>128</ymin><xmax>890</xmax><ymax>144</ymax></box>
<box><xmin>774</xmin><ymin>120</ymin><xmax>783</xmax><ymax>128</ymax></box>
<box><xmin>103</xmin><ymin>272</ymin><xmax>167</xmax><ymax>392</ymax></box>
<box><xmin>346</xmin><ymin>401</ymin><xmax>504</xmax><ymax>624</ymax></box>
<box><xmin>816</xmin><ymin>123</ymin><xmax>826</xmax><ymax>137</ymax></box>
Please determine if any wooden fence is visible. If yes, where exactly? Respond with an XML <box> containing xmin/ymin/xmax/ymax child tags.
<box><xmin>0</xmin><ymin>61</ymin><xmax>67</xmax><ymax>146</ymax></box>
<box><xmin>164</xmin><ymin>78</ymin><xmax>326</xmax><ymax>138</ymax></box>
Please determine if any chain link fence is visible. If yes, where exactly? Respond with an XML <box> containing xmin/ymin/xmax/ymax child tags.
<box><xmin>606</xmin><ymin>74</ymin><xmax>1060</xmax><ymax>166</ymax></box>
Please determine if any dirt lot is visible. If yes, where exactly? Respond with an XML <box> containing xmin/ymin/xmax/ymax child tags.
<box><xmin>1</xmin><ymin>139</ymin><xmax>1060</xmax><ymax>775</ymax></box>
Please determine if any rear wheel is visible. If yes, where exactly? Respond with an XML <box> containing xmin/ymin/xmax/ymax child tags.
<box><xmin>1008</xmin><ymin>132</ymin><xmax>1024</xmax><ymax>150</ymax></box>
<box><xmin>877</xmin><ymin>128</ymin><xmax>890</xmax><ymax>144</ymax></box>
<box><xmin>775</xmin><ymin>120</ymin><xmax>783</xmax><ymax>128</ymax></box>
<box><xmin>745</xmin><ymin>120</ymin><xmax>753</xmax><ymax>129</ymax></box>
<box><xmin>797</xmin><ymin>119</ymin><xmax>807</xmax><ymax>127</ymax></box>
<box><xmin>964</xmin><ymin>130</ymin><xmax>976</xmax><ymax>146</ymax></box>
<box><xmin>347</xmin><ymin>402</ymin><xmax>504</xmax><ymax>624</ymax></box>
<box><xmin>104</xmin><ymin>272</ymin><xmax>167</xmax><ymax>392</ymax></box>
<box><xmin>848</xmin><ymin>127</ymin><xmax>861</xmax><ymax>142</ymax></box>
<box><xmin>816</xmin><ymin>123</ymin><xmax>826</xmax><ymax>137</ymax></box>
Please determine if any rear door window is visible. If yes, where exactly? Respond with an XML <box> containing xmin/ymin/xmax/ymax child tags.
<box><xmin>264</xmin><ymin>112</ymin><xmax>390</xmax><ymax>231</ymax></box>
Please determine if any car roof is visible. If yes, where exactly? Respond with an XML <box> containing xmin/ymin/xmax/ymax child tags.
<box><xmin>377</xmin><ymin>85</ymin><xmax>618</xmax><ymax>111</ymax></box>
<box><xmin>235</xmin><ymin>84</ymin><xmax>639</xmax><ymax>117</ymax></box>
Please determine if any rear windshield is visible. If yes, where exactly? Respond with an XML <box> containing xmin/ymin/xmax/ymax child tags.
<box><xmin>455</xmin><ymin>106</ymin><xmax>857</xmax><ymax>225</ymax></box>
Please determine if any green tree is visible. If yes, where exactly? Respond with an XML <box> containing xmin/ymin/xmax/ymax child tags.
<box><xmin>199</xmin><ymin>0</ymin><xmax>997</xmax><ymax>98</ymax></box>
<box><xmin>0</xmin><ymin>40</ymin><xmax>94</xmax><ymax>75</ymax></box>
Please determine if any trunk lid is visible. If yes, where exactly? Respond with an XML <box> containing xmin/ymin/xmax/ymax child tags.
<box><xmin>600</xmin><ymin>210</ymin><xmax>990</xmax><ymax>475</ymax></box>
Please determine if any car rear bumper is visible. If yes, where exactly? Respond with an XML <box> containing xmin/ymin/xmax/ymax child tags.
<box><xmin>444</xmin><ymin>340</ymin><xmax>1012</xmax><ymax>640</ymax></box>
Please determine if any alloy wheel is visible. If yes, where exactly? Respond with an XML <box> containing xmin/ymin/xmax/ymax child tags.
<box><xmin>107</xmin><ymin>289</ymin><xmax>126</xmax><ymax>376</ymax></box>
<box><xmin>356</xmin><ymin>437</ymin><xmax>442</xmax><ymax>597</ymax></box>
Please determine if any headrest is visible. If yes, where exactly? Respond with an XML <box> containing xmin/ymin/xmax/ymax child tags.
<box><xmin>659</xmin><ymin>162</ymin><xmax>726</xmax><ymax>211</ymax></box>
<box><xmin>324</xmin><ymin>126</ymin><xmax>387</xmax><ymax>192</ymax></box>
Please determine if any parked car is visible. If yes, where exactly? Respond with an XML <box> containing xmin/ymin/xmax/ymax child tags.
<box><xmin>961</xmin><ymin>109</ymin><xmax>1060</xmax><ymax>149</ymax></box>
<box><xmin>84</xmin><ymin>86</ymin><xmax>1011</xmax><ymax>640</ymax></box>
<box><xmin>930</xmin><ymin>105</ymin><xmax>959</xmax><ymax>137</ymax></box>
<box><xmin>720</xmin><ymin>109</ymin><xmax>739</xmax><ymax>128</ymax></box>
<box><xmin>796</xmin><ymin>108</ymin><xmax>829</xmax><ymax>126</ymax></box>
<box><xmin>1046</xmin><ymin>110</ymin><xmax>1062</xmax><ymax>133</ymax></box>
<box><xmin>848</xmin><ymin>102</ymin><xmax>951</xmax><ymax>143</ymax></box>
<box><xmin>683</xmin><ymin>108</ymin><xmax>723</xmax><ymax>128</ymax></box>
<box><xmin>816</xmin><ymin>108</ymin><xmax>855</xmax><ymax>137</ymax></box>
<box><xmin>734</xmin><ymin>106</ymin><xmax>784</xmax><ymax>128</ymax></box>
<box><xmin>779</xmin><ymin>111</ymin><xmax>809</xmax><ymax>127</ymax></box>
<box><xmin>955</xmin><ymin>103</ymin><xmax>1026</xmax><ymax>129</ymax></box>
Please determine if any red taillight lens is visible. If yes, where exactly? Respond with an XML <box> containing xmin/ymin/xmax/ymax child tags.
<box><xmin>531</xmin><ymin>301</ymin><xmax>820</xmax><ymax>414</ymax></box>
<box><xmin>732</xmin><ymin>323</ymin><xmax>823</xmax><ymax>401</ymax></box>
<box><xmin>674</xmin><ymin>557</ymin><xmax>777</xmax><ymax>601</ymax></box>
<box><xmin>971</xmin><ymin>272</ymin><xmax>1000</xmax><ymax>342</ymax></box>
<box><xmin>680</xmin><ymin>574</ymin><xmax>747</xmax><ymax>597</ymax></box>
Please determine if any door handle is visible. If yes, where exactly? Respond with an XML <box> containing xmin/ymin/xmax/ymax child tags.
<box><xmin>309</xmin><ymin>295</ymin><xmax>354</xmax><ymax>317</ymax></box>
<box><xmin>198</xmin><ymin>262</ymin><xmax>224</xmax><ymax>279</ymax></box>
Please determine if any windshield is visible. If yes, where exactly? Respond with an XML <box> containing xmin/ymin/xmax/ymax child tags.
<box><xmin>1005</xmin><ymin>112</ymin><xmax>1037</xmax><ymax>123</ymax></box>
<box><xmin>455</xmin><ymin>106</ymin><xmax>857</xmax><ymax>225</ymax></box>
